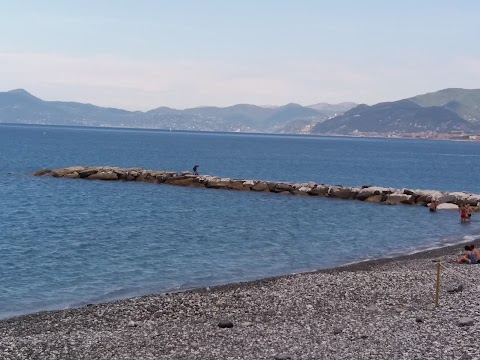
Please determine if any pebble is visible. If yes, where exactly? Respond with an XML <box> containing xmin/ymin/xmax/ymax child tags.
<box><xmin>458</xmin><ymin>317</ymin><xmax>474</xmax><ymax>327</ymax></box>
<box><xmin>218</xmin><ymin>320</ymin><xmax>234</xmax><ymax>328</ymax></box>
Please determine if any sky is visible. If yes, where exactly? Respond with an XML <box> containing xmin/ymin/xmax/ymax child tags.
<box><xmin>0</xmin><ymin>0</ymin><xmax>479</xmax><ymax>111</ymax></box>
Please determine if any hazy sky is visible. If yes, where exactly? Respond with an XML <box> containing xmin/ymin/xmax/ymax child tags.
<box><xmin>1</xmin><ymin>0</ymin><xmax>479</xmax><ymax>110</ymax></box>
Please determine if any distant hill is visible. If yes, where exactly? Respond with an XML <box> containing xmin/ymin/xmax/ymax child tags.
<box><xmin>0</xmin><ymin>89</ymin><xmax>333</xmax><ymax>133</ymax></box>
<box><xmin>409</xmin><ymin>88</ymin><xmax>480</xmax><ymax>123</ymax></box>
<box><xmin>311</xmin><ymin>89</ymin><xmax>480</xmax><ymax>135</ymax></box>
<box><xmin>0</xmin><ymin>89</ymin><xmax>133</xmax><ymax>127</ymax></box>
<box><xmin>307</xmin><ymin>102</ymin><xmax>357</xmax><ymax>114</ymax></box>
<box><xmin>3</xmin><ymin>88</ymin><xmax>477</xmax><ymax>136</ymax></box>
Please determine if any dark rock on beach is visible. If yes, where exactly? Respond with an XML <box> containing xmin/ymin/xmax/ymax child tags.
<box><xmin>218</xmin><ymin>320</ymin><xmax>234</xmax><ymax>328</ymax></box>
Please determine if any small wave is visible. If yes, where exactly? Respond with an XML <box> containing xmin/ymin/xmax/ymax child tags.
<box><xmin>335</xmin><ymin>234</ymin><xmax>480</xmax><ymax>268</ymax></box>
<box><xmin>436</xmin><ymin>153</ymin><xmax>480</xmax><ymax>158</ymax></box>
<box><xmin>85</xmin><ymin>286</ymin><xmax>146</xmax><ymax>303</ymax></box>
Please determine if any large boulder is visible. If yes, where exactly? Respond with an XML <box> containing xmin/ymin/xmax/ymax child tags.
<box><xmin>78</xmin><ymin>168</ymin><xmax>99</xmax><ymax>178</ymax></box>
<box><xmin>242</xmin><ymin>180</ymin><xmax>255</xmax><ymax>190</ymax></box>
<box><xmin>357</xmin><ymin>187</ymin><xmax>391</xmax><ymax>201</ymax></box>
<box><xmin>63</xmin><ymin>166</ymin><xmax>86</xmax><ymax>173</ymax></box>
<box><xmin>53</xmin><ymin>167</ymin><xmax>89</xmax><ymax>178</ymax></box>
<box><xmin>274</xmin><ymin>183</ymin><xmax>294</xmax><ymax>193</ymax></box>
<box><xmin>64</xmin><ymin>172</ymin><xmax>80</xmax><ymax>178</ymax></box>
<box><xmin>308</xmin><ymin>185</ymin><xmax>329</xmax><ymax>196</ymax></box>
<box><xmin>402</xmin><ymin>188</ymin><xmax>416</xmax><ymax>196</ymax></box>
<box><xmin>115</xmin><ymin>170</ymin><xmax>127</xmax><ymax>180</ymax></box>
<box><xmin>328</xmin><ymin>186</ymin><xmax>358</xmax><ymax>200</ymax></box>
<box><xmin>466</xmin><ymin>195</ymin><xmax>480</xmax><ymax>206</ymax></box>
<box><xmin>297</xmin><ymin>186</ymin><xmax>313</xmax><ymax>193</ymax></box>
<box><xmin>448</xmin><ymin>192</ymin><xmax>473</xmax><ymax>205</ymax></box>
<box><xmin>206</xmin><ymin>178</ymin><xmax>232</xmax><ymax>189</ymax></box>
<box><xmin>292</xmin><ymin>182</ymin><xmax>315</xmax><ymax>190</ymax></box>
<box><xmin>263</xmin><ymin>182</ymin><xmax>276</xmax><ymax>191</ymax></box>
<box><xmin>415</xmin><ymin>190</ymin><xmax>443</xmax><ymax>205</ymax></box>
<box><xmin>437</xmin><ymin>194</ymin><xmax>457</xmax><ymax>204</ymax></box>
<box><xmin>142</xmin><ymin>172</ymin><xmax>160</xmax><ymax>183</ymax></box>
<box><xmin>88</xmin><ymin>171</ymin><xmax>118</xmax><ymax>180</ymax></box>
<box><xmin>251</xmin><ymin>182</ymin><xmax>269</xmax><ymax>191</ymax></box>
<box><xmin>384</xmin><ymin>193</ymin><xmax>414</xmax><ymax>205</ymax></box>
<box><xmin>437</xmin><ymin>203</ymin><xmax>459</xmax><ymax>210</ymax></box>
<box><xmin>135</xmin><ymin>171</ymin><xmax>150</xmax><ymax>182</ymax></box>
<box><xmin>225</xmin><ymin>181</ymin><xmax>245</xmax><ymax>190</ymax></box>
<box><xmin>292</xmin><ymin>186</ymin><xmax>312</xmax><ymax>196</ymax></box>
<box><xmin>197</xmin><ymin>175</ymin><xmax>218</xmax><ymax>185</ymax></box>
<box><xmin>365</xmin><ymin>195</ymin><xmax>383</xmax><ymax>203</ymax></box>
<box><xmin>165</xmin><ymin>177</ymin><xmax>195</xmax><ymax>186</ymax></box>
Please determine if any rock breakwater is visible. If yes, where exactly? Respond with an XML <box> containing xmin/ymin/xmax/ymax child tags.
<box><xmin>35</xmin><ymin>166</ymin><xmax>480</xmax><ymax>207</ymax></box>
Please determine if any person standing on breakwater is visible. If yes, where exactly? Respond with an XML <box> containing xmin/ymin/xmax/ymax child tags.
<box><xmin>193</xmin><ymin>164</ymin><xmax>199</xmax><ymax>175</ymax></box>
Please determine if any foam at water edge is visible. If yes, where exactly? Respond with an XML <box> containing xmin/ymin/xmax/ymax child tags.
<box><xmin>338</xmin><ymin>233</ymin><xmax>480</xmax><ymax>268</ymax></box>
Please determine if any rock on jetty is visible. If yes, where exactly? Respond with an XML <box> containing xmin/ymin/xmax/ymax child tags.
<box><xmin>35</xmin><ymin>166</ymin><xmax>480</xmax><ymax>207</ymax></box>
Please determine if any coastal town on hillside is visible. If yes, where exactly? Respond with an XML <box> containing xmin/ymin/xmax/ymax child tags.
<box><xmin>343</xmin><ymin>131</ymin><xmax>480</xmax><ymax>141</ymax></box>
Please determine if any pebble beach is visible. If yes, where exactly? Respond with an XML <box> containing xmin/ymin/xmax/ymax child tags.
<box><xmin>1</xmin><ymin>242</ymin><xmax>480</xmax><ymax>360</ymax></box>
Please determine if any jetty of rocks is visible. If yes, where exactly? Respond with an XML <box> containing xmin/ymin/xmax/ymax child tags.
<box><xmin>35</xmin><ymin>166</ymin><xmax>480</xmax><ymax>207</ymax></box>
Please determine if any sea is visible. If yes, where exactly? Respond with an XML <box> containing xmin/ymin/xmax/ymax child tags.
<box><xmin>2</xmin><ymin>123</ymin><xmax>480</xmax><ymax>319</ymax></box>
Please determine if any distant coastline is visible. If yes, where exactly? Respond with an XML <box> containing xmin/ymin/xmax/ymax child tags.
<box><xmin>2</xmin><ymin>87</ymin><xmax>480</xmax><ymax>138</ymax></box>
<box><xmin>2</xmin><ymin>121</ymin><xmax>480</xmax><ymax>143</ymax></box>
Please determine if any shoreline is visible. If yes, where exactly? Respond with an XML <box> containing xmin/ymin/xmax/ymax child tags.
<box><xmin>2</xmin><ymin>237</ymin><xmax>479</xmax><ymax>318</ymax></box>
<box><xmin>191</xmin><ymin>237</ymin><xmax>480</xmax><ymax>293</ymax></box>
<box><xmin>2</xmin><ymin>122</ymin><xmax>479</xmax><ymax>143</ymax></box>
<box><xmin>2</xmin><ymin>239</ymin><xmax>480</xmax><ymax>359</ymax></box>
<box><xmin>2</xmin><ymin>236</ymin><xmax>476</xmax><ymax>321</ymax></box>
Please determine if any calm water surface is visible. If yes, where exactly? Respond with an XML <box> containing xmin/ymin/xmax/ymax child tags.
<box><xmin>1</xmin><ymin>124</ymin><xmax>480</xmax><ymax>319</ymax></box>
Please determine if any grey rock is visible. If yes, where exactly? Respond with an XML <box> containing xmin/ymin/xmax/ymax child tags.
<box><xmin>218</xmin><ymin>320</ymin><xmax>233</xmax><ymax>328</ymax></box>
<box><xmin>274</xmin><ymin>354</ymin><xmax>293</xmax><ymax>360</ymax></box>
<box><xmin>447</xmin><ymin>284</ymin><xmax>464</xmax><ymax>293</ymax></box>
<box><xmin>366</xmin><ymin>305</ymin><xmax>380</xmax><ymax>312</ymax></box>
<box><xmin>458</xmin><ymin>317</ymin><xmax>474</xmax><ymax>327</ymax></box>
<box><xmin>333</xmin><ymin>326</ymin><xmax>344</xmax><ymax>335</ymax></box>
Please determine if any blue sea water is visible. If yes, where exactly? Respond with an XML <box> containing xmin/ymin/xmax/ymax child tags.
<box><xmin>1</xmin><ymin>123</ymin><xmax>480</xmax><ymax>319</ymax></box>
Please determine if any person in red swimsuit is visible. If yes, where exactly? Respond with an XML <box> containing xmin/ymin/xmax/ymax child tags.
<box><xmin>459</xmin><ymin>205</ymin><xmax>469</xmax><ymax>223</ymax></box>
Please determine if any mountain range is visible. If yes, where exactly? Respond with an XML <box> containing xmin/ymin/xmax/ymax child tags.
<box><xmin>1</xmin><ymin>88</ymin><xmax>480</xmax><ymax>135</ymax></box>
<box><xmin>0</xmin><ymin>89</ymin><xmax>352</xmax><ymax>133</ymax></box>
<box><xmin>311</xmin><ymin>88</ymin><xmax>480</xmax><ymax>135</ymax></box>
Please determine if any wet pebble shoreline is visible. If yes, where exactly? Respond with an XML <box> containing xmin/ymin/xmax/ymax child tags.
<box><xmin>1</xmin><ymin>243</ymin><xmax>480</xmax><ymax>360</ymax></box>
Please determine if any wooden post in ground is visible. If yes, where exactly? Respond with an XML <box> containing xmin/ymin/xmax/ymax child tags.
<box><xmin>435</xmin><ymin>258</ymin><xmax>441</xmax><ymax>307</ymax></box>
